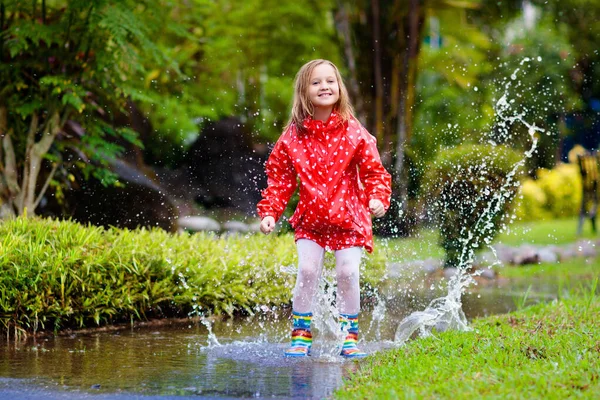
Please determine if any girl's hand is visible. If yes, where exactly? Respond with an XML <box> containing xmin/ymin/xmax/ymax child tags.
<box><xmin>369</xmin><ymin>199</ymin><xmax>385</xmax><ymax>218</ymax></box>
<box><xmin>260</xmin><ymin>216</ymin><xmax>276</xmax><ymax>234</ymax></box>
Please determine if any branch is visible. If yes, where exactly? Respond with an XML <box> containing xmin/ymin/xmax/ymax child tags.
<box><xmin>33</xmin><ymin>160</ymin><xmax>59</xmax><ymax>209</ymax></box>
<box><xmin>34</xmin><ymin>112</ymin><xmax>60</xmax><ymax>156</ymax></box>
<box><xmin>60</xmin><ymin>108</ymin><xmax>71</xmax><ymax>127</ymax></box>
<box><xmin>0</xmin><ymin>109</ymin><xmax>17</xmax><ymax>193</ymax></box>
<box><xmin>0</xmin><ymin>105</ymin><xmax>6</xmax><ymax>137</ymax></box>
<box><xmin>18</xmin><ymin>113</ymin><xmax>39</xmax><ymax>210</ymax></box>
<box><xmin>25</xmin><ymin>112</ymin><xmax>39</xmax><ymax>152</ymax></box>
<box><xmin>2</xmin><ymin>129</ymin><xmax>20</xmax><ymax>196</ymax></box>
<box><xmin>23</xmin><ymin>112</ymin><xmax>60</xmax><ymax>213</ymax></box>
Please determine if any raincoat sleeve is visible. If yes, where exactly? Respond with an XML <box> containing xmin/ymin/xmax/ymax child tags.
<box><xmin>356</xmin><ymin>130</ymin><xmax>392</xmax><ymax>210</ymax></box>
<box><xmin>256</xmin><ymin>136</ymin><xmax>298</xmax><ymax>222</ymax></box>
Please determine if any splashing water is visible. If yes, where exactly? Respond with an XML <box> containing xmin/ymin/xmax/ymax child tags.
<box><xmin>279</xmin><ymin>264</ymin><xmax>355</xmax><ymax>360</ymax></box>
<box><xmin>394</xmin><ymin>60</ymin><xmax>545</xmax><ymax>344</ymax></box>
<box><xmin>311</xmin><ymin>268</ymin><xmax>348</xmax><ymax>359</ymax></box>
<box><xmin>366</xmin><ymin>288</ymin><xmax>387</xmax><ymax>342</ymax></box>
<box><xmin>200</xmin><ymin>315</ymin><xmax>222</xmax><ymax>347</ymax></box>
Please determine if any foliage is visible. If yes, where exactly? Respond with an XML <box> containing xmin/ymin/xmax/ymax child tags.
<box><xmin>512</xmin><ymin>179</ymin><xmax>553</xmax><ymax>221</ymax></box>
<box><xmin>335</xmin><ymin>282</ymin><xmax>600</xmax><ymax>399</ymax></box>
<box><xmin>412</xmin><ymin>8</ymin><xmax>495</xmax><ymax>163</ymax></box>
<box><xmin>139</xmin><ymin>0</ymin><xmax>341</xmax><ymax>165</ymax></box>
<box><xmin>489</xmin><ymin>14</ymin><xmax>580</xmax><ymax>169</ymax></box>
<box><xmin>0</xmin><ymin>0</ymin><xmax>184</xmax><ymax>215</ymax></box>
<box><xmin>423</xmin><ymin>144</ymin><xmax>523</xmax><ymax>268</ymax></box>
<box><xmin>534</xmin><ymin>0</ymin><xmax>600</xmax><ymax>98</ymax></box>
<box><xmin>513</xmin><ymin>163</ymin><xmax>582</xmax><ymax>222</ymax></box>
<box><xmin>0</xmin><ymin>217</ymin><xmax>387</xmax><ymax>334</ymax></box>
<box><xmin>0</xmin><ymin>214</ymin><xmax>592</xmax><ymax>334</ymax></box>
<box><xmin>412</xmin><ymin>4</ymin><xmax>581</xmax><ymax>197</ymax></box>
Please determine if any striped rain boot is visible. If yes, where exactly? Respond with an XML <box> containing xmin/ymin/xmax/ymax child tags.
<box><xmin>284</xmin><ymin>311</ymin><xmax>313</xmax><ymax>357</ymax></box>
<box><xmin>339</xmin><ymin>313</ymin><xmax>367</xmax><ymax>359</ymax></box>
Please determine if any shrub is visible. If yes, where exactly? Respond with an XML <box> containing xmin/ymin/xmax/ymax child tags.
<box><xmin>513</xmin><ymin>163</ymin><xmax>582</xmax><ymax>221</ymax></box>
<box><xmin>513</xmin><ymin>179</ymin><xmax>553</xmax><ymax>221</ymax></box>
<box><xmin>423</xmin><ymin>144</ymin><xmax>523</xmax><ymax>268</ymax></box>
<box><xmin>0</xmin><ymin>217</ymin><xmax>387</xmax><ymax>334</ymax></box>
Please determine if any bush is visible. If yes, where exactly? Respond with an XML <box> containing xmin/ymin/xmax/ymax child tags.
<box><xmin>513</xmin><ymin>163</ymin><xmax>582</xmax><ymax>221</ymax></box>
<box><xmin>513</xmin><ymin>179</ymin><xmax>553</xmax><ymax>221</ymax></box>
<box><xmin>423</xmin><ymin>144</ymin><xmax>523</xmax><ymax>268</ymax></box>
<box><xmin>0</xmin><ymin>217</ymin><xmax>387</xmax><ymax>334</ymax></box>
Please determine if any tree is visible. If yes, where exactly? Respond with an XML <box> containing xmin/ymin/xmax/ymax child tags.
<box><xmin>0</xmin><ymin>0</ymin><xmax>184</xmax><ymax>217</ymax></box>
<box><xmin>133</xmin><ymin>0</ymin><xmax>342</xmax><ymax>167</ymax></box>
<box><xmin>336</xmin><ymin>0</ymin><xmax>484</xmax><ymax>235</ymax></box>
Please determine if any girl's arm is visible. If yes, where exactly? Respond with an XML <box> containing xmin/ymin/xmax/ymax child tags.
<box><xmin>356</xmin><ymin>132</ymin><xmax>392</xmax><ymax>211</ymax></box>
<box><xmin>257</xmin><ymin>137</ymin><xmax>298</xmax><ymax>222</ymax></box>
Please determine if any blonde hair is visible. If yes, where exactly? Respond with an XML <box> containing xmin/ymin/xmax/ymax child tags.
<box><xmin>286</xmin><ymin>59</ymin><xmax>355</xmax><ymax>132</ymax></box>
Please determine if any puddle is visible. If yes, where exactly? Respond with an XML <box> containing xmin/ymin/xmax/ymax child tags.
<box><xmin>0</xmin><ymin>278</ymin><xmax>558</xmax><ymax>399</ymax></box>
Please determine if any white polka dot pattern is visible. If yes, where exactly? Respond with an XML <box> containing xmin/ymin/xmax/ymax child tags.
<box><xmin>257</xmin><ymin>113</ymin><xmax>392</xmax><ymax>253</ymax></box>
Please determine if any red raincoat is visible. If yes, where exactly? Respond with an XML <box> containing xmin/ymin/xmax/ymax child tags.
<box><xmin>257</xmin><ymin>113</ymin><xmax>392</xmax><ymax>252</ymax></box>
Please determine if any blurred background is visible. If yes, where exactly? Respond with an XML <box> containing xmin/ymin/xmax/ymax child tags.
<box><xmin>0</xmin><ymin>0</ymin><xmax>598</xmax><ymax>236</ymax></box>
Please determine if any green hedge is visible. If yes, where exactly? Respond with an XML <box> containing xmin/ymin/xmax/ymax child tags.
<box><xmin>423</xmin><ymin>144</ymin><xmax>523</xmax><ymax>268</ymax></box>
<box><xmin>0</xmin><ymin>217</ymin><xmax>387</xmax><ymax>334</ymax></box>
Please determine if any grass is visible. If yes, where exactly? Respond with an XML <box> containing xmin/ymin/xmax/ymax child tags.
<box><xmin>0</xmin><ymin>215</ymin><xmax>596</xmax><ymax>335</ymax></box>
<box><xmin>335</xmin><ymin>281</ymin><xmax>600</xmax><ymax>399</ymax></box>
<box><xmin>498</xmin><ymin>257</ymin><xmax>600</xmax><ymax>280</ymax></box>
<box><xmin>375</xmin><ymin>229</ymin><xmax>444</xmax><ymax>262</ymax></box>
<box><xmin>498</xmin><ymin>217</ymin><xmax>598</xmax><ymax>246</ymax></box>
<box><xmin>0</xmin><ymin>217</ymin><xmax>389</xmax><ymax>334</ymax></box>
<box><xmin>376</xmin><ymin>217</ymin><xmax>597</xmax><ymax>263</ymax></box>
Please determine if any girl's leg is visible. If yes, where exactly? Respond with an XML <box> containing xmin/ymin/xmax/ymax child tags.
<box><xmin>284</xmin><ymin>239</ymin><xmax>325</xmax><ymax>357</ymax></box>
<box><xmin>334</xmin><ymin>246</ymin><xmax>362</xmax><ymax>315</ymax></box>
<box><xmin>335</xmin><ymin>246</ymin><xmax>367</xmax><ymax>358</ymax></box>
<box><xmin>292</xmin><ymin>239</ymin><xmax>326</xmax><ymax>313</ymax></box>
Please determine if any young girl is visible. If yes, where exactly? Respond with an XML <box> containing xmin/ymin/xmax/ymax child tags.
<box><xmin>257</xmin><ymin>59</ymin><xmax>392</xmax><ymax>358</ymax></box>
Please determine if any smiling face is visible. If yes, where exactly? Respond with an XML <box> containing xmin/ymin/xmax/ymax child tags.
<box><xmin>308</xmin><ymin>63</ymin><xmax>340</xmax><ymax>118</ymax></box>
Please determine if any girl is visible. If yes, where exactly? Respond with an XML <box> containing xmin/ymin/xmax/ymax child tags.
<box><xmin>257</xmin><ymin>59</ymin><xmax>392</xmax><ymax>358</ymax></box>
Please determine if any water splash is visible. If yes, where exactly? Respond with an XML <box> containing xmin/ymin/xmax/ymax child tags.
<box><xmin>366</xmin><ymin>288</ymin><xmax>386</xmax><ymax>342</ymax></box>
<box><xmin>200</xmin><ymin>315</ymin><xmax>222</xmax><ymax>347</ymax></box>
<box><xmin>394</xmin><ymin>60</ymin><xmax>544</xmax><ymax>344</ymax></box>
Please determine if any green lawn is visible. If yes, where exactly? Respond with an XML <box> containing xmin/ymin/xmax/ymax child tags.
<box><xmin>336</xmin><ymin>219</ymin><xmax>600</xmax><ymax>399</ymax></box>
<box><xmin>335</xmin><ymin>276</ymin><xmax>600</xmax><ymax>399</ymax></box>
<box><xmin>498</xmin><ymin>257</ymin><xmax>600</xmax><ymax>281</ymax></box>
<box><xmin>374</xmin><ymin>217</ymin><xmax>598</xmax><ymax>264</ymax></box>
<box><xmin>498</xmin><ymin>217</ymin><xmax>598</xmax><ymax>246</ymax></box>
<box><xmin>335</xmin><ymin>295</ymin><xmax>600</xmax><ymax>399</ymax></box>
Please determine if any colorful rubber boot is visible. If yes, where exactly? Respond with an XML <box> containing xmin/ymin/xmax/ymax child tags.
<box><xmin>339</xmin><ymin>313</ymin><xmax>367</xmax><ymax>358</ymax></box>
<box><xmin>284</xmin><ymin>311</ymin><xmax>313</xmax><ymax>357</ymax></box>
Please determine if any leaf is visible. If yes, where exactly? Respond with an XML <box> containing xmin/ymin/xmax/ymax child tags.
<box><xmin>115</xmin><ymin>127</ymin><xmax>143</xmax><ymax>148</ymax></box>
<box><xmin>14</xmin><ymin>100</ymin><xmax>43</xmax><ymax>118</ymax></box>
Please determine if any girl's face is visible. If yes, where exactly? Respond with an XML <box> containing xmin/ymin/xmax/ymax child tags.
<box><xmin>308</xmin><ymin>63</ymin><xmax>340</xmax><ymax>113</ymax></box>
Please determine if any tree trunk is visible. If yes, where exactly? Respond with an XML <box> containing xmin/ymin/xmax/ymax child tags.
<box><xmin>0</xmin><ymin>108</ymin><xmax>61</xmax><ymax>218</ymax></box>
<box><xmin>371</xmin><ymin>0</ymin><xmax>387</xmax><ymax>166</ymax></box>
<box><xmin>335</xmin><ymin>1</ymin><xmax>366</xmax><ymax>124</ymax></box>
<box><xmin>390</xmin><ymin>0</ymin><xmax>424</xmax><ymax>235</ymax></box>
<box><xmin>19</xmin><ymin>111</ymin><xmax>60</xmax><ymax>216</ymax></box>
<box><xmin>0</xmin><ymin>106</ymin><xmax>17</xmax><ymax>217</ymax></box>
